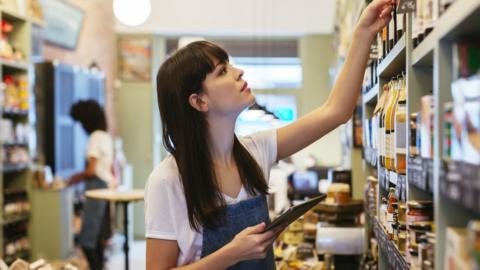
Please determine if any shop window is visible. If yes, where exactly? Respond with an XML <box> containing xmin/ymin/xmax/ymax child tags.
<box><xmin>232</xmin><ymin>57</ymin><xmax>302</xmax><ymax>89</ymax></box>
<box><xmin>236</xmin><ymin>94</ymin><xmax>297</xmax><ymax>136</ymax></box>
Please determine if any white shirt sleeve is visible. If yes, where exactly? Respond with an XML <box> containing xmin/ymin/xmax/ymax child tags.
<box><xmin>239</xmin><ymin>129</ymin><xmax>278</xmax><ymax>180</ymax></box>
<box><xmin>144</xmin><ymin>164</ymin><xmax>179</xmax><ymax>240</ymax></box>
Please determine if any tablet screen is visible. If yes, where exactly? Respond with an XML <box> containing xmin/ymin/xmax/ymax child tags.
<box><xmin>264</xmin><ymin>194</ymin><xmax>326</xmax><ymax>231</ymax></box>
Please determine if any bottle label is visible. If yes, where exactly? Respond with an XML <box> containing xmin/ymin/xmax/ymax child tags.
<box><xmin>380</xmin><ymin>127</ymin><xmax>385</xmax><ymax>157</ymax></box>
<box><xmin>385</xmin><ymin>131</ymin><xmax>392</xmax><ymax>159</ymax></box>
<box><xmin>397</xmin><ymin>14</ymin><xmax>404</xmax><ymax>31</ymax></box>
<box><xmin>396</xmin><ymin>120</ymin><xmax>407</xmax><ymax>151</ymax></box>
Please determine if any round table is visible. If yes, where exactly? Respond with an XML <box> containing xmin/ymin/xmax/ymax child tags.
<box><xmin>85</xmin><ymin>188</ymin><xmax>144</xmax><ymax>270</ymax></box>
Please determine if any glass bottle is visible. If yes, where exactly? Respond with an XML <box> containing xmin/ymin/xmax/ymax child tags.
<box><xmin>387</xmin><ymin>187</ymin><xmax>397</xmax><ymax>213</ymax></box>
<box><xmin>385</xmin><ymin>79</ymin><xmax>400</xmax><ymax>170</ymax></box>
<box><xmin>377</xmin><ymin>84</ymin><xmax>391</xmax><ymax>167</ymax></box>
<box><xmin>395</xmin><ymin>75</ymin><xmax>407</xmax><ymax>174</ymax></box>
<box><xmin>382</xmin><ymin>27</ymin><xmax>388</xmax><ymax>58</ymax></box>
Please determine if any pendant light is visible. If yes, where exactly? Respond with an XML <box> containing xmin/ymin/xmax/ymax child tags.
<box><xmin>113</xmin><ymin>0</ymin><xmax>151</xmax><ymax>26</ymax></box>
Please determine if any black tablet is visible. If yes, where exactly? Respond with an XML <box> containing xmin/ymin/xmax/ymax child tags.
<box><xmin>264</xmin><ymin>194</ymin><xmax>326</xmax><ymax>231</ymax></box>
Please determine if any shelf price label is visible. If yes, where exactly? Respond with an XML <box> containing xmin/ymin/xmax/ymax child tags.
<box><xmin>397</xmin><ymin>0</ymin><xmax>416</xmax><ymax>14</ymax></box>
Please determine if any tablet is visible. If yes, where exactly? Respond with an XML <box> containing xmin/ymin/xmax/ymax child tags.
<box><xmin>265</xmin><ymin>194</ymin><xmax>326</xmax><ymax>231</ymax></box>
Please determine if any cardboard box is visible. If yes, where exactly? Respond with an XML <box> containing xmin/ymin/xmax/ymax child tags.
<box><xmin>445</xmin><ymin>227</ymin><xmax>473</xmax><ymax>270</ymax></box>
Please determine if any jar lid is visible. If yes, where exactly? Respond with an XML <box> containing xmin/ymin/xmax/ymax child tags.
<box><xmin>407</xmin><ymin>200</ymin><xmax>433</xmax><ymax>209</ymax></box>
<box><xmin>328</xmin><ymin>183</ymin><xmax>350</xmax><ymax>192</ymax></box>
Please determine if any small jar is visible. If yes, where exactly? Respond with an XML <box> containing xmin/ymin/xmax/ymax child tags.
<box><xmin>409</xmin><ymin>221</ymin><xmax>433</xmax><ymax>246</ymax></box>
<box><xmin>327</xmin><ymin>183</ymin><xmax>350</xmax><ymax>204</ymax></box>
<box><xmin>398</xmin><ymin>231</ymin><xmax>407</xmax><ymax>254</ymax></box>
<box><xmin>398</xmin><ymin>203</ymin><xmax>407</xmax><ymax>223</ymax></box>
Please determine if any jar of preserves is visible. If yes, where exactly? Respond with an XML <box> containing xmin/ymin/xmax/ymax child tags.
<box><xmin>326</xmin><ymin>183</ymin><xmax>350</xmax><ymax>204</ymax></box>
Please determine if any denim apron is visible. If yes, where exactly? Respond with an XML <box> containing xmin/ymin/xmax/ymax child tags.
<box><xmin>78</xmin><ymin>176</ymin><xmax>108</xmax><ymax>249</ymax></box>
<box><xmin>201</xmin><ymin>195</ymin><xmax>276</xmax><ymax>270</ymax></box>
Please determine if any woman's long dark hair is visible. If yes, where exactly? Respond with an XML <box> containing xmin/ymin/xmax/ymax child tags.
<box><xmin>156</xmin><ymin>41</ymin><xmax>269</xmax><ymax>230</ymax></box>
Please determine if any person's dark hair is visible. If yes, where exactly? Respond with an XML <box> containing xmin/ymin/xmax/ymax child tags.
<box><xmin>156</xmin><ymin>41</ymin><xmax>269</xmax><ymax>230</ymax></box>
<box><xmin>70</xmin><ymin>99</ymin><xmax>107</xmax><ymax>134</ymax></box>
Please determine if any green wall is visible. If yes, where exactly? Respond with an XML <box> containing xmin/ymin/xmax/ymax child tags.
<box><xmin>297</xmin><ymin>34</ymin><xmax>341</xmax><ymax>167</ymax></box>
<box><xmin>117</xmin><ymin>82</ymin><xmax>152</xmax><ymax>238</ymax></box>
<box><xmin>116</xmin><ymin>35</ymin><xmax>166</xmax><ymax>239</ymax></box>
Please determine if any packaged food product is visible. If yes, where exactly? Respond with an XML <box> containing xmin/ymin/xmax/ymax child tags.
<box><xmin>326</xmin><ymin>183</ymin><xmax>350</xmax><ymax>204</ymax></box>
<box><xmin>445</xmin><ymin>227</ymin><xmax>473</xmax><ymax>270</ymax></box>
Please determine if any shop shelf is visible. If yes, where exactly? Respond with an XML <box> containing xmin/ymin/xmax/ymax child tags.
<box><xmin>412</xmin><ymin>0</ymin><xmax>480</xmax><ymax>67</ymax></box>
<box><xmin>372</xmin><ymin>217</ymin><xmax>409</xmax><ymax>270</ymax></box>
<box><xmin>439</xmin><ymin>160</ymin><xmax>480</xmax><ymax>215</ymax></box>
<box><xmin>0</xmin><ymin>59</ymin><xmax>29</xmax><ymax>71</ymax></box>
<box><xmin>2</xmin><ymin>213</ymin><xmax>30</xmax><ymax>226</ymax></box>
<box><xmin>315</xmin><ymin>199</ymin><xmax>364</xmax><ymax>214</ymax></box>
<box><xmin>377</xmin><ymin>35</ymin><xmax>406</xmax><ymax>79</ymax></box>
<box><xmin>0</xmin><ymin>7</ymin><xmax>28</xmax><ymax>22</ymax></box>
<box><xmin>1</xmin><ymin>108</ymin><xmax>29</xmax><ymax>118</ymax></box>
<box><xmin>2</xmin><ymin>163</ymin><xmax>29</xmax><ymax>174</ymax></box>
<box><xmin>412</xmin><ymin>33</ymin><xmax>435</xmax><ymax>68</ymax></box>
<box><xmin>435</xmin><ymin>0</ymin><xmax>480</xmax><ymax>41</ymax></box>
<box><xmin>407</xmin><ymin>156</ymin><xmax>434</xmax><ymax>193</ymax></box>
<box><xmin>363</xmin><ymin>83</ymin><xmax>379</xmax><ymax>105</ymax></box>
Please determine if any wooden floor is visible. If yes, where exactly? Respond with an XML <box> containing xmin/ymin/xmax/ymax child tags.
<box><xmin>106</xmin><ymin>240</ymin><xmax>146</xmax><ymax>270</ymax></box>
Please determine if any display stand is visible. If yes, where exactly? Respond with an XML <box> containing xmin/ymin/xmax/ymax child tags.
<box><xmin>0</xmin><ymin>3</ymin><xmax>45</xmax><ymax>263</ymax></box>
<box><xmin>360</xmin><ymin>1</ymin><xmax>480</xmax><ymax>269</ymax></box>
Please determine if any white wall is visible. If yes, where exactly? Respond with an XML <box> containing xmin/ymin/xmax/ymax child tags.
<box><xmin>115</xmin><ymin>0</ymin><xmax>336</xmax><ymax>36</ymax></box>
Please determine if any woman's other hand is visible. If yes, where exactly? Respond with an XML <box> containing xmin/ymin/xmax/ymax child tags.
<box><xmin>225</xmin><ymin>222</ymin><xmax>287</xmax><ymax>263</ymax></box>
<box><xmin>356</xmin><ymin>0</ymin><xmax>396</xmax><ymax>41</ymax></box>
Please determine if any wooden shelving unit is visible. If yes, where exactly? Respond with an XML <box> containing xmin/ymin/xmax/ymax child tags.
<box><xmin>359</xmin><ymin>0</ymin><xmax>480</xmax><ymax>269</ymax></box>
<box><xmin>0</xmin><ymin>2</ymin><xmax>42</xmax><ymax>263</ymax></box>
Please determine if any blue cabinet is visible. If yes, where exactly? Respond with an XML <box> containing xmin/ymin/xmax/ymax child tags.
<box><xmin>34</xmin><ymin>62</ymin><xmax>105</xmax><ymax>179</ymax></box>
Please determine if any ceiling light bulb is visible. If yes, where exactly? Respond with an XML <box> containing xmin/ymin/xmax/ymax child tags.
<box><xmin>113</xmin><ymin>0</ymin><xmax>151</xmax><ymax>26</ymax></box>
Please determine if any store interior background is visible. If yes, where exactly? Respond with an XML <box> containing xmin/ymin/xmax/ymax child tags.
<box><xmin>21</xmin><ymin>0</ymin><xmax>355</xmax><ymax>267</ymax></box>
<box><xmin>5</xmin><ymin>0</ymin><xmax>480</xmax><ymax>269</ymax></box>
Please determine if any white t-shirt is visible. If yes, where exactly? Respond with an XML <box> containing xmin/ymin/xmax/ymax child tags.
<box><xmin>87</xmin><ymin>130</ymin><xmax>114</xmax><ymax>186</ymax></box>
<box><xmin>144</xmin><ymin>129</ymin><xmax>277</xmax><ymax>266</ymax></box>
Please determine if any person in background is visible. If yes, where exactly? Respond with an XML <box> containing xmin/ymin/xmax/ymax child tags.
<box><xmin>145</xmin><ymin>0</ymin><xmax>395</xmax><ymax>269</ymax></box>
<box><xmin>68</xmin><ymin>99</ymin><xmax>114</xmax><ymax>270</ymax></box>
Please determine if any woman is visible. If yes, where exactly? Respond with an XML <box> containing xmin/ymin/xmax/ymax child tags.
<box><xmin>68</xmin><ymin>99</ymin><xmax>114</xmax><ymax>270</ymax></box>
<box><xmin>145</xmin><ymin>0</ymin><xmax>395</xmax><ymax>269</ymax></box>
